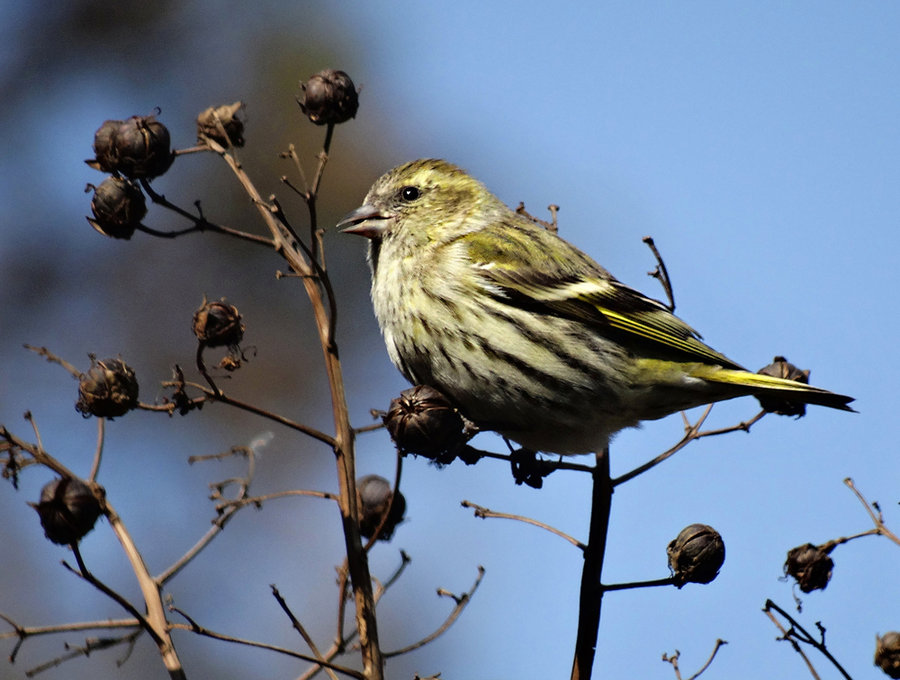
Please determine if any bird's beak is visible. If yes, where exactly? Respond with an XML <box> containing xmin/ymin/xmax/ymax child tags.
<box><xmin>338</xmin><ymin>204</ymin><xmax>393</xmax><ymax>239</ymax></box>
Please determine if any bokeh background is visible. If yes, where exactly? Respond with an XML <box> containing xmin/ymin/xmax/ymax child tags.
<box><xmin>2</xmin><ymin>2</ymin><xmax>897</xmax><ymax>678</ymax></box>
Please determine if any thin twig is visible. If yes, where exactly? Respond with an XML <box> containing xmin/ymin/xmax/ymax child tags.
<box><xmin>23</xmin><ymin>629</ymin><xmax>142</xmax><ymax>677</ymax></box>
<box><xmin>643</xmin><ymin>236</ymin><xmax>675</xmax><ymax>311</ymax></box>
<box><xmin>762</xmin><ymin>602</ymin><xmax>822</xmax><ymax>679</ymax></box>
<box><xmin>149</xmin><ymin>379</ymin><xmax>336</xmax><ymax>448</ymax></box>
<box><xmin>763</xmin><ymin>600</ymin><xmax>852</xmax><ymax>680</ymax></box>
<box><xmin>695</xmin><ymin>410</ymin><xmax>767</xmax><ymax>439</ymax></box>
<box><xmin>0</xmin><ymin>614</ymin><xmax>140</xmax><ymax>665</ymax></box>
<box><xmin>298</xmin><ymin>552</ymin><xmax>411</xmax><ymax>680</ymax></box>
<box><xmin>309</xmin><ymin>124</ymin><xmax>334</xmax><ymax>198</ymax></box>
<box><xmin>88</xmin><ymin>417</ymin><xmax>104</xmax><ymax>483</ymax></box>
<box><xmin>461</xmin><ymin>500</ymin><xmax>584</xmax><ymax>549</ymax></box>
<box><xmin>603</xmin><ymin>577</ymin><xmax>675</xmax><ymax>592</ymax></box>
<box><xmin>844</xmin><ymin>478</ymin><xmax>900</xmax><ymax>547</ymax></box>
<box><xmin>384</xmin><ymin>566</ymin><xmax>485</xmax><ymax>657</ymax></box>
<box><xmin>169</xmin><ymin>608</ymin><xmax>364</xmax><ymax>679</ymax></box>
<box><xmin>612</xmin><ymin>405</ymin><xmax>714</xmax><ymax>486</ymax></box>
<box><xmin>66</xmin><ymin>546</ymin><xmax>161</xmax><ymax>647</ymax></box>
<box><xmin>662</xmin><ymin>639</ymin><xmax>727</xmax><ymax>680</ymax></box>
<box><xmin>271</xmin><ymin>586</ymin><xmax>340</xmax><ymax>680</ymax></box>
<box><xmin>140</xmin><ymin>179</ymin><xmax>274</xmax><ymax>248</ymax></box>
<box><xmin>363</xmin><ymin>451</ymin><xmax>404</xmax><ymax>552</ymax></box>
<box><xmin>23</xmin><ymin>344</ymin><xmax>82</xmax><ymax>378</ymax></box>
<box><xmin>1</xmin><ymin>423</ymin><xmax>78</xmax><ymax>480</ymax></box>
<box><xmin>0</xmin><ymin>615</ymin><xmax>140</xmax><ymax>640</ymax></box>
<box><xmin>515</xmin><ymin>202</ymin><xmax>560</xmax><ymax>232</ymax></box>
<box><xmin>687</xmin><ymin>639</ymin><xmax>728</xmax><ymax>680</ymax></box>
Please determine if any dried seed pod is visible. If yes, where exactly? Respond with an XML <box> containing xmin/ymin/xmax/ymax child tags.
<box><xmin>756</xmin><ymin>356</ymin><xmax>812</xmax><ymax>416</ymax></box>
<box><xmin>298</xmin><ymin>69</ymin><xmax>359</xmax><ymax>125</ymax></box>
<box><xmin>197</xmin><ymin>102</ymin><xmax>245</xmax><ymax>147</ymax></box>
<box><xmin>667</xmin><ymin>523</ymin><xmax>726</xmax><ymax>587</ymax></box>
<box><xmin>111</xmin><ymin>115</ymin><xmax>173</xmax><ymax>179</ymax></box>
<box><xmin>89</xmin><ymin>119</ymin><xmax>124</xmax><ymax>173</ymax></box>
<box><xmin>384</xmin><ymin>385</ymin><xmax>467</xmax><ymax>463</ymax></box>
<box><xmin>784</xmin><ymin>543</ymin><xmax>834</xmax><ymax>592</ymax></box>
<box><xmin>31</xmin><ymin>478</ymin><xmax>102</xmax><ymax>545</ymax></box>
<box><xmin>192</xmin><ymin>298</ymin><xmax>245</xmax><ymax>347</ymax></box>
<box><xmin>76</xmin><ymin>357</ymin><xmax>139</xmax><ymax>418</ymax></box>
<box><xmin>876</xmin><ymin>632</ymin><xmax>900</xmax><ymax>678</ymax></box>
<box><xmin>357</xmin><ymin>474</ymin><xmax>406</xmax><ymax>541</ymax></box>
<box><xmin>87</xmin><ymin>177</ymin><xmax>146</xmax><ymax>239</ymax></box>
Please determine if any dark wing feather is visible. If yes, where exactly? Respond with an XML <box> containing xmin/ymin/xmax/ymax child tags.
<box><xmin>461</xmin><ymin>219</ymin><xmax>744</xmax><ymax>369</ymax></box>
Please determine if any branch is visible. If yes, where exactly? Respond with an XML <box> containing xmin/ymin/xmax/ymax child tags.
<box><xmin>271</xmin><ymin>586</ymin><xmax>340</xmax><ymax>680</ymax></box>
<box><xmin>694</xmin><ymin>410</ymin><xmax>767</xmax><ymax>438</ymax></box>
<box><xmin>844</xmin><ymin>477</ymin><xmax>900</xmax><ymax>547</ymax></box>
<box><xmin>642</xmin><ymin>236</ymin><xmax>676</xmax><ymax>311</ymax></box>
<box><xmin>206</xmin><ymin>134</ymin><xmax>383</xmax><ymax>677</ymax></box>
<box><xmin>0</xmin><ymin>614</ymin><xmax>140</xmax><ymax>664</ymax></box>
<box><xmin>139</xmin><ymin>179</ymin><xmax>275</xmax><ymax>248</ymax></box>
<box><xmin>662</xmin><ymin>639</ymin><xmax>728</xmax><ymax>680</ymax></box>
<box><xmin>461</xmin><ymin>500</ymin><xmax>584</xmax><ymax>549</ymax></box>
<box><xmin>22</xmin><ymin>629</ymin><xmax>141</xmax><ymax>677</ymax></box>
<box><xmin>100</xmin><ymin>501</ymin><xmax>187</xmax><ymax>679</ymax></box>
<box><xmin>298</xmin><ymin>551</ymin><xmax>412</xmax><ymax>680</ymax></box>
<box><xmin>23</xmin><ymin>344</ymin><xmax>82</xmax><ymax>378</ymax></box>
<box><xmin>613</xmin><ymin>405</ymin><xmax>713</xmax><ymax>486</ymax></box>
<box><xmin>170</xmin><ymin>607</ymin><xmax>364</xmax><ymax>679</ymax></box>
<box><xmin>148</xmin><ymin>379</ymin><xmax>336</xmax><ymax>448</ymax></box>
<box><xmin>88</xmin><ymin>417</ymin><xmax>104</xmax><ymax>483</ymax></box>
<box><xmin>570</xmin><ymin>450</ymin><xmax>613</xmax><ymax>680</ymax></box>
<box><xmin>763</xmin><ymin>600</ymin><xmax>852</xmax><ymax>680</ymax></box>
<box><xmin>603</xmin><ymin>577</ymin><xmax>675</xmax><ymax>592</ymax></box>
<box><xmin>384</xmin><ymin>566</ymin><xmax>485</xmax><ymax>658</ymax></box>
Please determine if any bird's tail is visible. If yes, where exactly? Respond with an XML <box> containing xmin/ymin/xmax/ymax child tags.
<box><xmin>697</xmin><ymin>366</ymin><xmax>856</xmax><ymax>412</ymax></box>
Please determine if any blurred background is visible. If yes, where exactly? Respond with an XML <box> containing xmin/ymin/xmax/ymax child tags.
<box><xmin>1</xmin><ymin>2</ymin><xmax>897</xmax><ymax>678</ymax></box>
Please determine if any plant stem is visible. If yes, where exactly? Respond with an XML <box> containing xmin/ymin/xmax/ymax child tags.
<box><xmin>571</xmin><ymin>449</ymin><xmax>612</xmax><ymax>680</ymax></box>
<box><xmin>104</xmin><ymin>502</ymin><xmax>187</xmax><ymax>679</ymax></box>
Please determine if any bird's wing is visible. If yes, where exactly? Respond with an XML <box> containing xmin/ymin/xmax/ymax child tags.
<box><xmin>461</xmin><ymin>221</ymin><xmax>744</xmax><ymax>369</ymax></box>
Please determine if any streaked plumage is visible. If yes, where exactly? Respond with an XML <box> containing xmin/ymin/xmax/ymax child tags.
<box><xmin>341</xmin><ymin>159</ymin><xmax>854</xmax><ymax>454</ymax></box>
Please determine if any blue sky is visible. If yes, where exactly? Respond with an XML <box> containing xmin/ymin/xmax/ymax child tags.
<box><xmin>1</xmin><ymin>3</ymin><xmax>898</xmax><ymax>679</ymax></box>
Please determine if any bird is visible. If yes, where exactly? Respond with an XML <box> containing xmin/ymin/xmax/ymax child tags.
<box><xmin>340</xmin><ymin>159</ymin><xmax>854</xmax><ymax>455</ymax></box>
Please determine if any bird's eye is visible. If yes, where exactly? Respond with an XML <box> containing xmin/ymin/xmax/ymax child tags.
<box><xmin>400</xmin><ymin>186</ymin><xmax>421</xmax><ymax>202</ymax></box>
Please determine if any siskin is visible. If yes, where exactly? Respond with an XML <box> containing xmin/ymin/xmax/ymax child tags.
<box><xmin>340</xmin><ymin>159</ymin><xmax>854</xmax><ymax>455</ymax></box>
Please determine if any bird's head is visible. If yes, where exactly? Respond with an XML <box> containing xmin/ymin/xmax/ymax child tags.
<box><xmin>339</xmin><ymin>159</ymin><xmax>502</xmax><ymax>246</ymax></box>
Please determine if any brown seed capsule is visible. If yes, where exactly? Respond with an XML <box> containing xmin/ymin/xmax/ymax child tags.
<box><xmin>197</xmin><ymin>102</ymin><xmax>245</xmax><ymax>147</ymax></box>
<box><xmin>876</xmin><ymin>632</ymin><xmax>900</xmax><ymax>678</ymax></box>
<box><xmin>192</xmin><ymin>298</ymin><xmax>245</xmax><ymax>347</ymax></box>
<box><xmin>76</xmin><ymin>357</ymin><xmax>139</xmax><ymax>419</ymax></box>
<box><xmin>756</xmin><ymin>356</ymin><xmax>812</xmax><ymax>416</ymax></box>
<box><xmin>31</xmin><ymin>478</ymin><xmax>102</xmax><ymax>545</ymax></box>
<box><xmin>384</xmin><ymin>385</ymin><xmax>467</xmax><ymax>463</ymax></box>
<box><xmin>89</xmin><ymin>119</ymin><xmax>124</xmax><ymax>173</ymax></box>
<box><xmin>111</xmin><ymin>115</ymin><xmax>174</xmax><ymax>179</ymax></box>
<box><xmin>87</xmin><ymin>177</ymin><xmax>147</xmax><ymax>239</ymax></box>
<box><xmin>784</xmin><ymin>543</ymin><xmax>834</xmax><ymax>593</ymax></box>
<box><xmin>298</xmin><ymin>69</ymin><xmax>359</xmax><ymax>125</ymax></box>
<box><xmin>667</xmin><ymin>523</ymin><xmax>726</xmax><ymax>587</ymax></box>
<box><xmin>357</xmin><ymin>474</ymin><xmax>406</xmax><ymax>541</ymax></box>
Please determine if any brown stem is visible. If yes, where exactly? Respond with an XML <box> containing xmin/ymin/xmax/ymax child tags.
<box><xmin>88</xmin><ymin>417</ymin><xmax>104</xmax><ymax>482</ymax></box>
<box><xmin>102</xmin><ymin>502</ymin><xmax>187</xmax><ymax>679</ymax></box>
<box><xmin>642</xmin><ymin>236</ymin><xmax>675</xmax><ymax>311</ymax></box>
<box><xmin>571</xmin><ymin>449</ymin><xmax>612</xmax><ymax>680</ymax></box>
<box><xmin>844</xmin><ymin>477</ymin><xmax>900</xmax><ymax>547</ymax></box>
<box><xmin>271</xmin><ymin>585</ymin><xmax>340</xmax><ymax>680</ymax></box>
<box><xmin>207</xmin><ymin>137</ymin><xmax>383</xmax><ymax>679</ymax></box>
<box><xmin>384</xmin><ymin>565</ymin><xmax>485</xmax><ymax>657</ymax></box>
<box><xmin>461</xmin><ymin>500</ymin><xmax>584</xmax><ymax>549</ymax></box>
